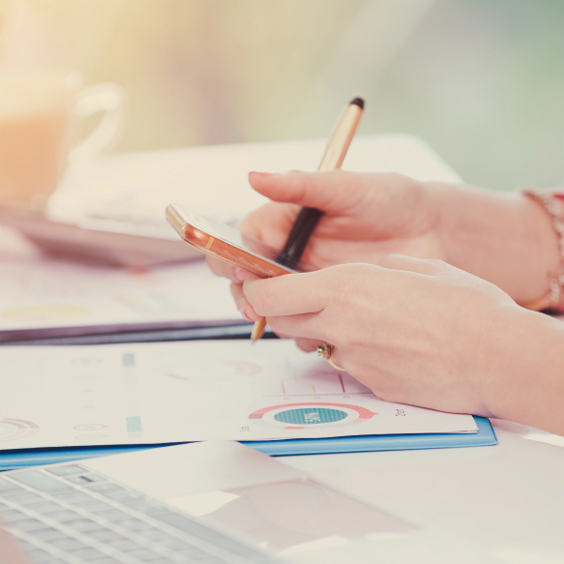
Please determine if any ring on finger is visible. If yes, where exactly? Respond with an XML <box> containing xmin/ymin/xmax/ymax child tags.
<box><xmin>317</xmin><ymin>342</ymin><xmax>346</xmax><ymax>371</ymax></box>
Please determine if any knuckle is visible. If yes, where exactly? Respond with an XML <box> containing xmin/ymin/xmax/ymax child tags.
<box><xmin>264</xmin><ymin>315</ymin><xmax>278</xmax><ymax>331</ymax></box>
<box><xmin>249</xmin><ymin>284</ymin><xmax>273</xmax><ymax>316</ymax></box>
<box><xmin>327</xmin><ymin>267</ymin><xmax>355</xmax><ymax>306</ymax></box>
<box><xmin>427</xmin><ymin>258</ymin><xmax>449</xmax><ymax>272</ymax></box>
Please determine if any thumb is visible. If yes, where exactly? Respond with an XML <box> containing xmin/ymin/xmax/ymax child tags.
<box><xmin>248</xmin><ymin>170</ymin><xmax>375</xmax><ymax>214</ymax></box>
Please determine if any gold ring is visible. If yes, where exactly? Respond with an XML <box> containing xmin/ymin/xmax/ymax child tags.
<box><xmin>317</xmin><ymin>342</ymin><xmax>346</xmax><ymax>371</ymax></box>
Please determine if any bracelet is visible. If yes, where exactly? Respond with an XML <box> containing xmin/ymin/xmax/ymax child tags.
<box><xmin>522</xmin><ymin>189</ymin><xmax>564</xmax><ymax>309</ymax></box>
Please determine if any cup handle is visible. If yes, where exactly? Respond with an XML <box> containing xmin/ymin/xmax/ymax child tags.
<box><xmin>69</xmin><ymin>83</ymin><xmax>126</xmax><ymax>163</ymax></box>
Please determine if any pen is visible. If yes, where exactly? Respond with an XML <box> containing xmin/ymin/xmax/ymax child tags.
<box><xmin>251</xmin><ymin>97</ymin><xmax>364</xmax><ymax>342</ymax></box>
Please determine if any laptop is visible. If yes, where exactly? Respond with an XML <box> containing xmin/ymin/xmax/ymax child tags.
<box><xmin>0</xmin><ymin>441</ymin><xmax>504</xmax><ymax>564</ymax></box>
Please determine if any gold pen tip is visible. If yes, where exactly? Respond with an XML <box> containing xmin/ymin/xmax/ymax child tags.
<box><xmin>350</xmin><ymin>97</ymin><xmax>364</xmax><ymax>110</ymax></box>
<box><xmin>251</xmin><ymin>319</ymin><xmax>266</xmax><ymax>343</ymax></box>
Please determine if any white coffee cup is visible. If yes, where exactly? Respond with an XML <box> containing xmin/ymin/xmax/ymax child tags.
<box><xmin>0</xmin><ymin>70</ymin><xmax>125</xmax><ymax>207</ymax></box>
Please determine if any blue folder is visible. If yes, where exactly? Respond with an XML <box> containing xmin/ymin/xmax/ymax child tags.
<box><xmin>0</xmin><ymin>417</ymin><xmax>496</xmax><ymax>471</ymax></box>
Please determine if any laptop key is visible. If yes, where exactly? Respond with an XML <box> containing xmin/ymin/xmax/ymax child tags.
<box><xmin>25</xmin><ymin>501</ymin><xmax>65</xmax><ymax>514</ymax></box>
<box><xmin>68</xmin><ymin>518</ymin><xmax>102</xmax><ymax>532</ymax></box>
<box><xmin>11</xmin><ymin>471</ymin><xmax>71</xmax><ymax>492</ymax></box>
<box><xmin>154</xmin><ymin>537</ymin><xmax>193</xmax><ymax>550</ymax></box>
<box><xmin>47</xmin><ymin>537</ymin><xmax>87</xmax><ymax>551</ymax></box>
<box><xmin>46</xmin><ymin>465</ymin><xmax>86</xmax><ymax>476</ymax></box>
<box><xmin>47</xmin><ymin>509</ymin><xmax>82</xmax><ymax>522</ymax></box>
<box><xmin>127</xmin><ymin>547</ymin><xmax>163</xmax><ymax>561</ymax></box>
<box><xmin>64</xmin><ymin>474</ymin><xmax>106</xmax><ymax>485</ymax></box>
<box><xmin>10</xmin><ymin>517</ymin><xmax>45</xmax><ymax>532</ymax></box>
<box><xmin>86</xmin><ymin>528</ymin><xmax>123</xmax><ymax>542</ymax></box>
<box><xmin>108</xmin><ymin>538</ymin><xmax>140</xmax><ymax>551</ymax></box>
<box><xmin>123</xmin><ymin>499</ymin><xmax>169</xmax><ymax>516</ymax></box>
<box><xmin>51</xmin><ymin>490</ymin><xmax>94</xmax><ymax>503</ymax></box>
<box><xmin>176</xmin><ymin>546</ymin><xmax>211</xmax><ymax>559</ymax></box>
<box><xmin>0</xmin><ymin>509</ymin><xmax>28</xmax><ymax>522</ymax></box>
<box><xmin>25</xmin><ymin>547</ymin><xmax>56</xmax><ymax>562</ymax></box>
<box><xmin>68</xmin><ymin>546</ymin><xmax>107</xmax><ymax>561</ymax></box>
<box><xmin>83</xmin><ymin>482</ymin><xmax>124</xmax><ymax>494</ymax></box>
<box><xmin>103</xmin><ymin>490</ymin><xmax>144</xmax><ymax>503</ymax></box>
<box><xmin>2</xmin><ymin>491</ymin><xmax>45</xmax><ymax>504</ymax></box>
<box><xmin>136</xmin><ymin>527</ymin><xmax>172</xmax><ymax>541</ymax></box>
<box><xmin>74</xmin><ymin>500</ymin><xmax>115</xmax><ymax>513</ymax></box>
<box><xmin>0</xmin><ymin>476</ymin><xmax>23</xmax><ymax>492</ymax></box>
<box><xmin>32</xmin><ymin>527</ymin><xmax>68</xmax><ymax>541</ymax></box>
<box><xmin>94</xmin><ymin>508</ymin><xmax>131</xmax><ymax>522</ymax></box>
<box><xmin>111</xmin><ymin>517</ymin><xmax>149</xmax><ymax>531</ymax></box>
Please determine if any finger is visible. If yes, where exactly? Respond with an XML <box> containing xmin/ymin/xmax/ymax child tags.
<box><xmin>293</xmin><ymin>335</ymin><xmax>346</xmax><ymax>371</ymax></box>
<box><xmin>248</xmin><ymin>170</ymin><xmax>420</xmax><ymax>226</ymax></box>
<box><xmin>377</xmin><ymin>254</ymin><xmax>447</xmax><ymax>275</ymax></box>
<box><xmin>294</xmin><ymin>338</ymin><xmax>322</xmax><ymax>353</ymax></box>
<box><xmin>230</xmin><ymin>282</ymin><xmax>261</xmax><ymax>322</ymax></box>
<box><xmin>265</xmin><ymin>312</ymin><xmax>327</xmax><ymax>342</ymax></box>
<box><xmin>248</xmin><ymin>170</ymin><xmax>374</xmax><ymax>214</ymax></box>
<box><xmin>243</xmin><ymin>270</ymin><xmax>333</xmax><ymax>317</ymax></box>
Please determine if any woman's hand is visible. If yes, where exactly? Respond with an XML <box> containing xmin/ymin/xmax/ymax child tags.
<box><xmin>208</xmin><ymin>170</ymin><xmax>563</xmax><ymax>313</ymax></box>
<box><xmin>241</xmin><ymin>255</ymin><xmax>511</xmax><ymax>416</ymax></box>
<box><xmin>240</xmin><ymin>255</ymin><xmax>564</xmax><ymax>434</ymax></box>
<box><xmin>208</xmin><ymin>169</ymin><xmax>442</xmax><ymax>279</ymax></box>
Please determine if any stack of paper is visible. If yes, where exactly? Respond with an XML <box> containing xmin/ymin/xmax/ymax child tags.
<box><xmin>0</xmin><ymin>255</ymin><xmax>243</xmax><ymax>343</ymax></box>
<box><xmin>0</xmin><ymin>340</ymin><xmax>478</xmax><ymax>452</ymax></box>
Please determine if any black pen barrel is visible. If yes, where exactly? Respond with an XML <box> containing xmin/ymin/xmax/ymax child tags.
<box><xmin>277</xmin><ymin>207</ymin><xmax>323</xmax><ymax>269</ymax></box>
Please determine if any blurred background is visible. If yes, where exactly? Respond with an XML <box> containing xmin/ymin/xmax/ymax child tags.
<box><xmin>0</xmin><ymin>0</ymin><xmax>562</xmax><ymax>191</ymax></box>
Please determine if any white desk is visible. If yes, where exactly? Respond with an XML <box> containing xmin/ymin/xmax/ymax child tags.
<box><xmin>5</xmin><ymin>137</ymin><xmax>563</xmax><ymax>562</ymax></box>
<box><xmin>284</xmin><ymin>421</ymin><xmax>564</xmax><ymax>563</ymax></box>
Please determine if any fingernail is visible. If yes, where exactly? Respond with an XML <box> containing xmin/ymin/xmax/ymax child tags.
<box><xmin>250</xmin><ymin>171</ymin><xmax>274</xmax><ymax>177</ymax></box>
<box><xmin>235</xmin><ymin>268</ymin><xmax>249</xmax><ymax>282</ymax></box>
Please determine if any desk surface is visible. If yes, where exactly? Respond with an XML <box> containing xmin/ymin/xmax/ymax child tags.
<box><xmin>284</xmin><ymin>421</ymin><xmax>564</xmax><ymax>563</ymax></box>
<box><xmin>4</xmin><ymin>138</ymin><xmax>563</xmax><ymax>561</ymax></box>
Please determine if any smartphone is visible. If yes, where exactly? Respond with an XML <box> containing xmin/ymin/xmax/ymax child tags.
<box><xmin>166</xmin><ymin>203</ymin><xmax>309</xmax><ymax>277</ymax></box>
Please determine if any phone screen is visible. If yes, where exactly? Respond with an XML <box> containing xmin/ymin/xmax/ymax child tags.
<box><xmin>167</xmin><ymin>205</ymin><xmax>313</xmax><ymax>275</ymax></box>
<box><xmin>186</xmin><ymin>212</ymin><xmax>283</xmax><ymax>264</ymax></box>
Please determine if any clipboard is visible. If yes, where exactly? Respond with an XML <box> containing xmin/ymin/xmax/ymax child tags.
<box><xmin>0</xmin><ymin>417</ymin><xmax>496</xmax><ymax>471</ymax></box>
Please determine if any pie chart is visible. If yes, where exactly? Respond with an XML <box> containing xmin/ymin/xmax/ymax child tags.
<box><xmin>248</xmin><ymin>402</ymin><xmax>377</xmax><ymax>430</ymax></box>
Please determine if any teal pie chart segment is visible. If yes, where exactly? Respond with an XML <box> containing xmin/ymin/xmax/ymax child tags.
<box><xmin>273</xmin><ymin>407</ymin><xmax>348</xmax><ymax>425</ymax></box>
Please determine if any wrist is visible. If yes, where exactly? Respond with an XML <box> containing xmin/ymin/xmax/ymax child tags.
<box><xmin>428</xmin><ymin>181</ymin><xmax>561</xmax><ymax>304</ymax></box>
<box><xmin>483</xmin><ymin>306</ymin><xmax>564</xmax><ymax>434</ymax></box>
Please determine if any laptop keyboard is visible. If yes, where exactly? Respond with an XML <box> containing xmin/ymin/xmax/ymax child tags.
<box><xmin>0</xmin><ymin>465</ymin><xmax>281</xmax><ymax>564</ymax></box>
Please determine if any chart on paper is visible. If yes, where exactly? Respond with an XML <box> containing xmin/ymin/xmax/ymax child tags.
<box><xmin>269</xmin><ymin>371</ymin><xmax>371</xmax><ymax>397</ymax></box>
<box><xmin>0</xmin><ymin>340</ymin><xmax>478</xmax><ymax>450</ymax></box>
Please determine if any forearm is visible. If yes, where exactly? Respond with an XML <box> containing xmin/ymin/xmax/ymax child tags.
<box><xmin>430</xmin><ymin>182</ymin><xmax>562</xmax><ymax>306</ymax></box>
<box><xmin>485</xmin><ymin>307</ymin><xmax>564</xmax><ymax>435</ymax></box>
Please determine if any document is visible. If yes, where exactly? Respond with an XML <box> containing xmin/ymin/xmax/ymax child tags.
<box><xmin>0</xmin><ymin>339</ymin><xmax>477</xmax><ymax>450</ymax></box>
<box><xmin>0</xmin><ymin>254</ymin><xmax>243</xmax><ymax>341</ymax></box>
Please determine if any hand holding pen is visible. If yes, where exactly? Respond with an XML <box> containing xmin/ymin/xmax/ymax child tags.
<box><xmin>251</xmin><ymin>97</ymin><xmax>364</xmax><ymax>341</ymax></box>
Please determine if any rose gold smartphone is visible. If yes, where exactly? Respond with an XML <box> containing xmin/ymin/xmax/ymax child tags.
<box><xmin>166</xmin><ymin>203</ymin><xmax>307</xmax><ymax>277</ymax></box>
